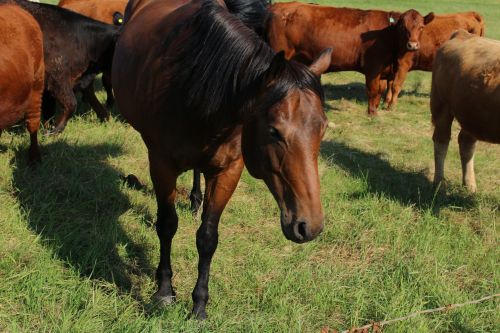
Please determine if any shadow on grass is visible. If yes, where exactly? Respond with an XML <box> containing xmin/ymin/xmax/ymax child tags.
<box><xmin>12</xmin><ymin>141</ymin><xmax>154</xmax><ymax>300</ymax></box>
<box><xmin>322</xmin><ymin>81</ymin><xmax>430</xmax><ymax>110</ymax></box>
<box><xmin>321</xmin><ymin>140</ymin><xmax>478</xmax><ymax>212</ymax></box>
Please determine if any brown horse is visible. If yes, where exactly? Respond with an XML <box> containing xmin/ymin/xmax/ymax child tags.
<box><xmin>113</xmin><ymin>0</ymin><xmax>331</xmax><ymax>319</ymax></box>
<box><xmin>0</xmin><ymin>3</ymin><xmax>45</xmax><ymax>164</ymax></box>
<box><xmin>431</xmin><ymin>30</ymin><xmax>500</xmax><ymax>192</ymax></box>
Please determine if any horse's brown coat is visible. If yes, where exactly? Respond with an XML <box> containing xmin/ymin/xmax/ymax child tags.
<box><xmin>267</xmin><ymin>2</ymin><xmax>434</xmax><ymax>115</ymax></box>
<box><xmin>0</xmin><ymin>3</ymin><xmax>44</xmax><ymax>163</ymax></box>
<box><xmin>431</xmin><ymin>30</ymin><xmax>500</xmax><ymax>192</ymax></box>
<box><xmin>114</xmin><ymin>0</ymin><xmax>329</xmax><ymax>319</ymax></box>
<box><xmin>386</xmin><ymin>12</ymin><xmax>485</xmax><ymax>109</ymax></box>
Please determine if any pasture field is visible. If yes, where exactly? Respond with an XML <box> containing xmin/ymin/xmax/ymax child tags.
<box><xmin>0</xmin><ymin>0</ymin><xmax>498</xmax><ymax>332</ymax></box>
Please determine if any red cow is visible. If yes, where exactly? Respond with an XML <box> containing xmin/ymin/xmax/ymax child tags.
<box><xmin>267</xmin><ymin>2</ymin><xmax>434</xmax><ymax>115</ymax></box>
<box><xmin>0</xmin><ymin>3</ymin><xmax>45</xmax><ymax>164</ymax></box>
<box><xmin>386</xmin><ymin>11</ymin><xmax>485</xmax><ymax>110</ymax></box>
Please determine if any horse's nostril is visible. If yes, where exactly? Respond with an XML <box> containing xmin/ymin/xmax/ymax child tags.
<box><xmin>297</xmin><ymin>222</ymin><xmax>308</xmax><ymax>240</ymax></box>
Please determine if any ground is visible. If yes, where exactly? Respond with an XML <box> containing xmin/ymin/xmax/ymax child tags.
<box><xmin>0</xmin><ymin>0</ymin><xmax>498</xmax><ymax>332</ymax></box>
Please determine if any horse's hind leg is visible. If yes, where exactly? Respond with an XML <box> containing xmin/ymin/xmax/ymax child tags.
<box><xmin>149</xmin><ymin>153</ymin><xmax>179</xmax><ymax>305</ymax></box>
<box><xmin>192</xmin><ymin>158</ymin><xmax>244</xmax><ymax>319</ymax></box>
<box><xmin>190</xmin><ymin>169</ymin><xmax>203</xmax><ymax>214</ymax></box>
<box><xmin>431</xmin><ymin>103</ymin><xmax>453</xmax><ymax>186</ymax></box>
<box><xmin>458</xmin><ymin>130</ymin><xmax>477</xmax><ymax>192</ymax></box>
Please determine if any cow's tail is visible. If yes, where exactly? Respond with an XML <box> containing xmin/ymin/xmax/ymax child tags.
<box><xmin>471</xmin><ymin>11</ymin><xmax>485</xmax><ymax>36</ymax></box>
<box><xmin>223</xmin><ymin>0</ymin><xmax>271</xmax><ymax>37</ymax></box>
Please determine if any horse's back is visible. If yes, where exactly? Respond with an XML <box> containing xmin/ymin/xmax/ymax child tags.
<box><xmin>113</xmin><ymin>0</ymin><xmax>198</xmax><ymax>130</ymax></box>
<box><xmin>0</xmin><ymin>3</ymin><xmax>44</xmax><ymax>129</ymax></box>
<box><xmin>432</xmin><ymin>30</ymin><xmax>500</xmax><ymax>143</ymax></box>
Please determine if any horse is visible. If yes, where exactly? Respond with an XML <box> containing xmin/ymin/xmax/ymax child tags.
<box><xmin>113</xmin><ymin>0</ymin><xmax>332</xmax><ymax>319</ymax></box>
<box><xmin>0</xmin><ymin>3</ymin><xmax>45</xmax><ymax>164</ymax></box>
<box><xmin>431</xmin><ymin>30</ymin><xmax>500</xmax><ymax>192</ymax></box>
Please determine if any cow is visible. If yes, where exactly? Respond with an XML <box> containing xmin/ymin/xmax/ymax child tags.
<box><xmin>431</xmin><ymin>30</ymin><xmax>500</xmax><ymax>192</ymax></box>
<box><xmin>385</xmin><ymin>12</ymin><xmax>485</xmax><ymax>110</ymax></box>
<box><xmin>58</xmin><ymin>0</ymin><xmax>128</xmax><ymax>111</ymax></box>
<box><xmin>266</xmin><ymin>2</ymin><xmax>434</xmax><ymax>115</ymax></box>
<box><xmin>4</xmin><ymin>0</ymin><xmax>120</xmax><ymax>133</ymax></box>
<box><xmin>0</xmin><ymin>3</ymin><xmax>44</xmax><ymax>164</ymax></box>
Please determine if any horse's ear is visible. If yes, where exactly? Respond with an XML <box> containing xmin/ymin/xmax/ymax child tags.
<box><xmin>265</xmin><ymin>51</ymin><xmax>288</xmax><ymax>82</ymax></box>
<box><xmin>309</xmin><ymin>48</ymin><xmax>332</xmax><ymax>77</ymax></box>
<box><xmin>424</xmin><ymin>12</ymin><xmax>435</xmax><ymax>25</ymax></box>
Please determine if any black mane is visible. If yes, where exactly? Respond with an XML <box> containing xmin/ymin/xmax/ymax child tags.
<box><xmin>162</xmin><ymin>0</ymin><xmax>323</xmax><ymax>121</ymax></box>
<box><xmin>224</xmin><ymin>0</ymin><xmax>271</xmax><ymax>37</ymax></box>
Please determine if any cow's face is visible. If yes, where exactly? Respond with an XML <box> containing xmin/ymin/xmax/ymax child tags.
<box><xmin>396</xmin><ymin>10</ymin><xmax>434</xmax><ymax>51</ymax></box>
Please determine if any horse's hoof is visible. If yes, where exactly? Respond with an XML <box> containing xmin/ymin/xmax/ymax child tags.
<box><xmin>152</xmin><ymin>293</ymin><xmax>176</xmax><ymax>306</ymax></box>
<box><xmin>191</xmin><ymin>308</ymin><xmax>207</xmax><ymax>320</ymax></box>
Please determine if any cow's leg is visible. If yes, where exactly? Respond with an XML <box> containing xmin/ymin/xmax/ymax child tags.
<box><xmin>432</xmin><ymin>108</ymin><xmax>454</xmax><ymax>186</ymax></box>
<box><xmin>365</xmin><ymin>74</ymin><xmax>382</xmax><ymax>116</ymax></box>
<box><xmin>385</xmin><ymin>79</ymin><xmax>394</xmax><ymax>106</ymax></box>
<box><xmin>26</xmin><ymin>91</ymin><xmax>42</xmax><ymax>165</ymax></box>
<box><xmin>102</xmin><ymin>73</ymin><xmax>115</xmax><ymax>108</ymax></box>
<box><xmin>458</xmin><ymin>130</ymin><xmax>477</xmax><ymax>192</ymax></box>
<box><xmin>82</xmin><ymin>82</ymin><xmax>110</xmax><ymax>122</ymax></box>
<box><xmin>149</xmin><ymin>152</ymin><xmax>180</xmax><ymax>305</ymax></box>
<box><xmin>52</xmin><ymin>84</ymin><xmax>77</xmax><ymax>133</ymax></box>
<box><xmin>190</xmin><ymin>169</ymin><xmax>203</xmax><ymax>214</ymax></box>
<box><xmin>41</xmin><ymin>90</ymin><xmax>57</xmax><ymax>128</ymax></box>
<box><xmin>379</xmin><ymin>79</ymin><xmax>388</xmax><ymax>108</ymax></box>
<box><xmin>387</xmin><ymin>63</ymin><xmax>411</xmax><ymax>111</ymax></box>
<box><xmin>192</xmin><ymin>158</ymin><xmax>244</xmax><ymax>319</ymax></box>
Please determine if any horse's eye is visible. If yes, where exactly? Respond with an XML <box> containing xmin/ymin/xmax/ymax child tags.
<box><xmin>269</xmin><ymin>126</ymin><xmax>283</xmax><ymax>142</ymax></box>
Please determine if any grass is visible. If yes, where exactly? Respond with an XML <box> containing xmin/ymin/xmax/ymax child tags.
<box><xmin>0</xmin><ymin>0</ymin><xmax>499</xmax><ymax>332</ymax></box>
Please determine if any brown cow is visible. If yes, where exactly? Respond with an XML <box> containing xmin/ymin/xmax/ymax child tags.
<box><xmin>58</xmin><ymin>0</ymin><xmax>128</xmax><ymax>110</ymax></box>
<box><xmin>431</xmin><ymin>30</ymin><xmax>500</xmax><ymax>192</ymax></box>
<box><xmin>385</xmin><ymin>12</ymin><xmax>485</xmax><ymax>110</ymax></box>
<box><xmin>0</xmin><ymin>3</ymin><xmax>45</xmax><ymax>164</ymax></box>
<box><xmin>267</xmin><ymin>2</ymin><xmax>434</xmax><ymax>115</ymax></box>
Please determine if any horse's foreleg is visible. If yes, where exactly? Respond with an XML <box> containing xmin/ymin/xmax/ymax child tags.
<box><xmin>190</xmin><ymin>169</ymin><xmax>203</xmax><ymax>214</ymax></box>
<box><xmin>149</xmin><ymin>153</ymin><xmax>179</xmax><ymax>305</ymax></box>
<box><xmin>458</xmin><ymin>130</ymin><xmax>477</xmax><ymax>192</ymax></box>
<box><xmin>192</xmin><ymin>158</ymin><xmax>244</xmax><ymax>319</ymax></box>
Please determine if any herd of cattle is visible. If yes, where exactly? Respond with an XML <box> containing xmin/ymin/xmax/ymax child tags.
<box><xmin>0</xmin><ymin>0</ymin><xmax>498</xmax><ymax>319</ymax></box>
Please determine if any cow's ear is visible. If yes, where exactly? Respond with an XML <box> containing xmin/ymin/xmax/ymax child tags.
<box><xmin>113</xmin><ymin>12</ymin><xmax>124</xmax><ymax>26</ymax></box>
<box><xmin>265</xmin><ymin>51</ymin><xmax>288</xmax><ymax>82</ymax></box>
<box><xmin>309</xmin><ymin>48</ymin><xmax>332</xmax><ymax>77</ymax></box>
<box><xmin>424</xmin><ymin>12</ymin><xmax>435</xmax><ymax>25</ymax></box>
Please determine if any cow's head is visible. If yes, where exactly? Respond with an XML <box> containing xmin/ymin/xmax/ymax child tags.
<box><xmin>394</xmin><ymin>10</ymin><xmax>434</xmax><ymax>51</ymax></box>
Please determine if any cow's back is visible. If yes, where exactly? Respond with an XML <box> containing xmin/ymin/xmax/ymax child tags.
<box><xmin>0</xmin><ymin>3</ymin><xmax>44</xmax><ymax>128</ymax></box>
<box><xmin>268</xmin><ymin>2</ymin><xmax>396</xmax><ymax>72</ymax></box>
<box><xmin>416</xmin><ymin>12</ymin><xmax>485</xmax><ymax>70</ymax></box>
<box><xmin>59</xmin><ymin>0</ymin><xmax>128</xmax><ymax>24</ymax></box>
<box><xmin>432</xmin><ymin>30</ymin><xmax>500</xmax><ymax>143</ymax></box>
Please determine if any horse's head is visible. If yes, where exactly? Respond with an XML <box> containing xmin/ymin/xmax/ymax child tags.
<box><xmin>394</xmin><ymin>9</ymin><xmax>434</xmax><ymax>51</ymax></box>
<box><xmin>242</xmin><ymin>48</ymin><xmax>332</xmax><ymax>243</ymax></box>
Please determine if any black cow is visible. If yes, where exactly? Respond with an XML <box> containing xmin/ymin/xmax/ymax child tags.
<box><xmin>5</xmin><ymin>0</ymin><xmax>120</xmax><ymax>133</ymax></box>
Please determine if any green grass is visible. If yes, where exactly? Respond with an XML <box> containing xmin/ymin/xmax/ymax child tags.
<box><xmin>1</xmin><ymin>1</ymin><xmax>499</xmax><ymax>332</ymax></box>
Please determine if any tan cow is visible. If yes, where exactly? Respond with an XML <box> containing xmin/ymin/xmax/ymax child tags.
<box><xmin>431</xmin><ymin>30</ymin><xmax>500</xmax><ymax>192</ymax></box>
